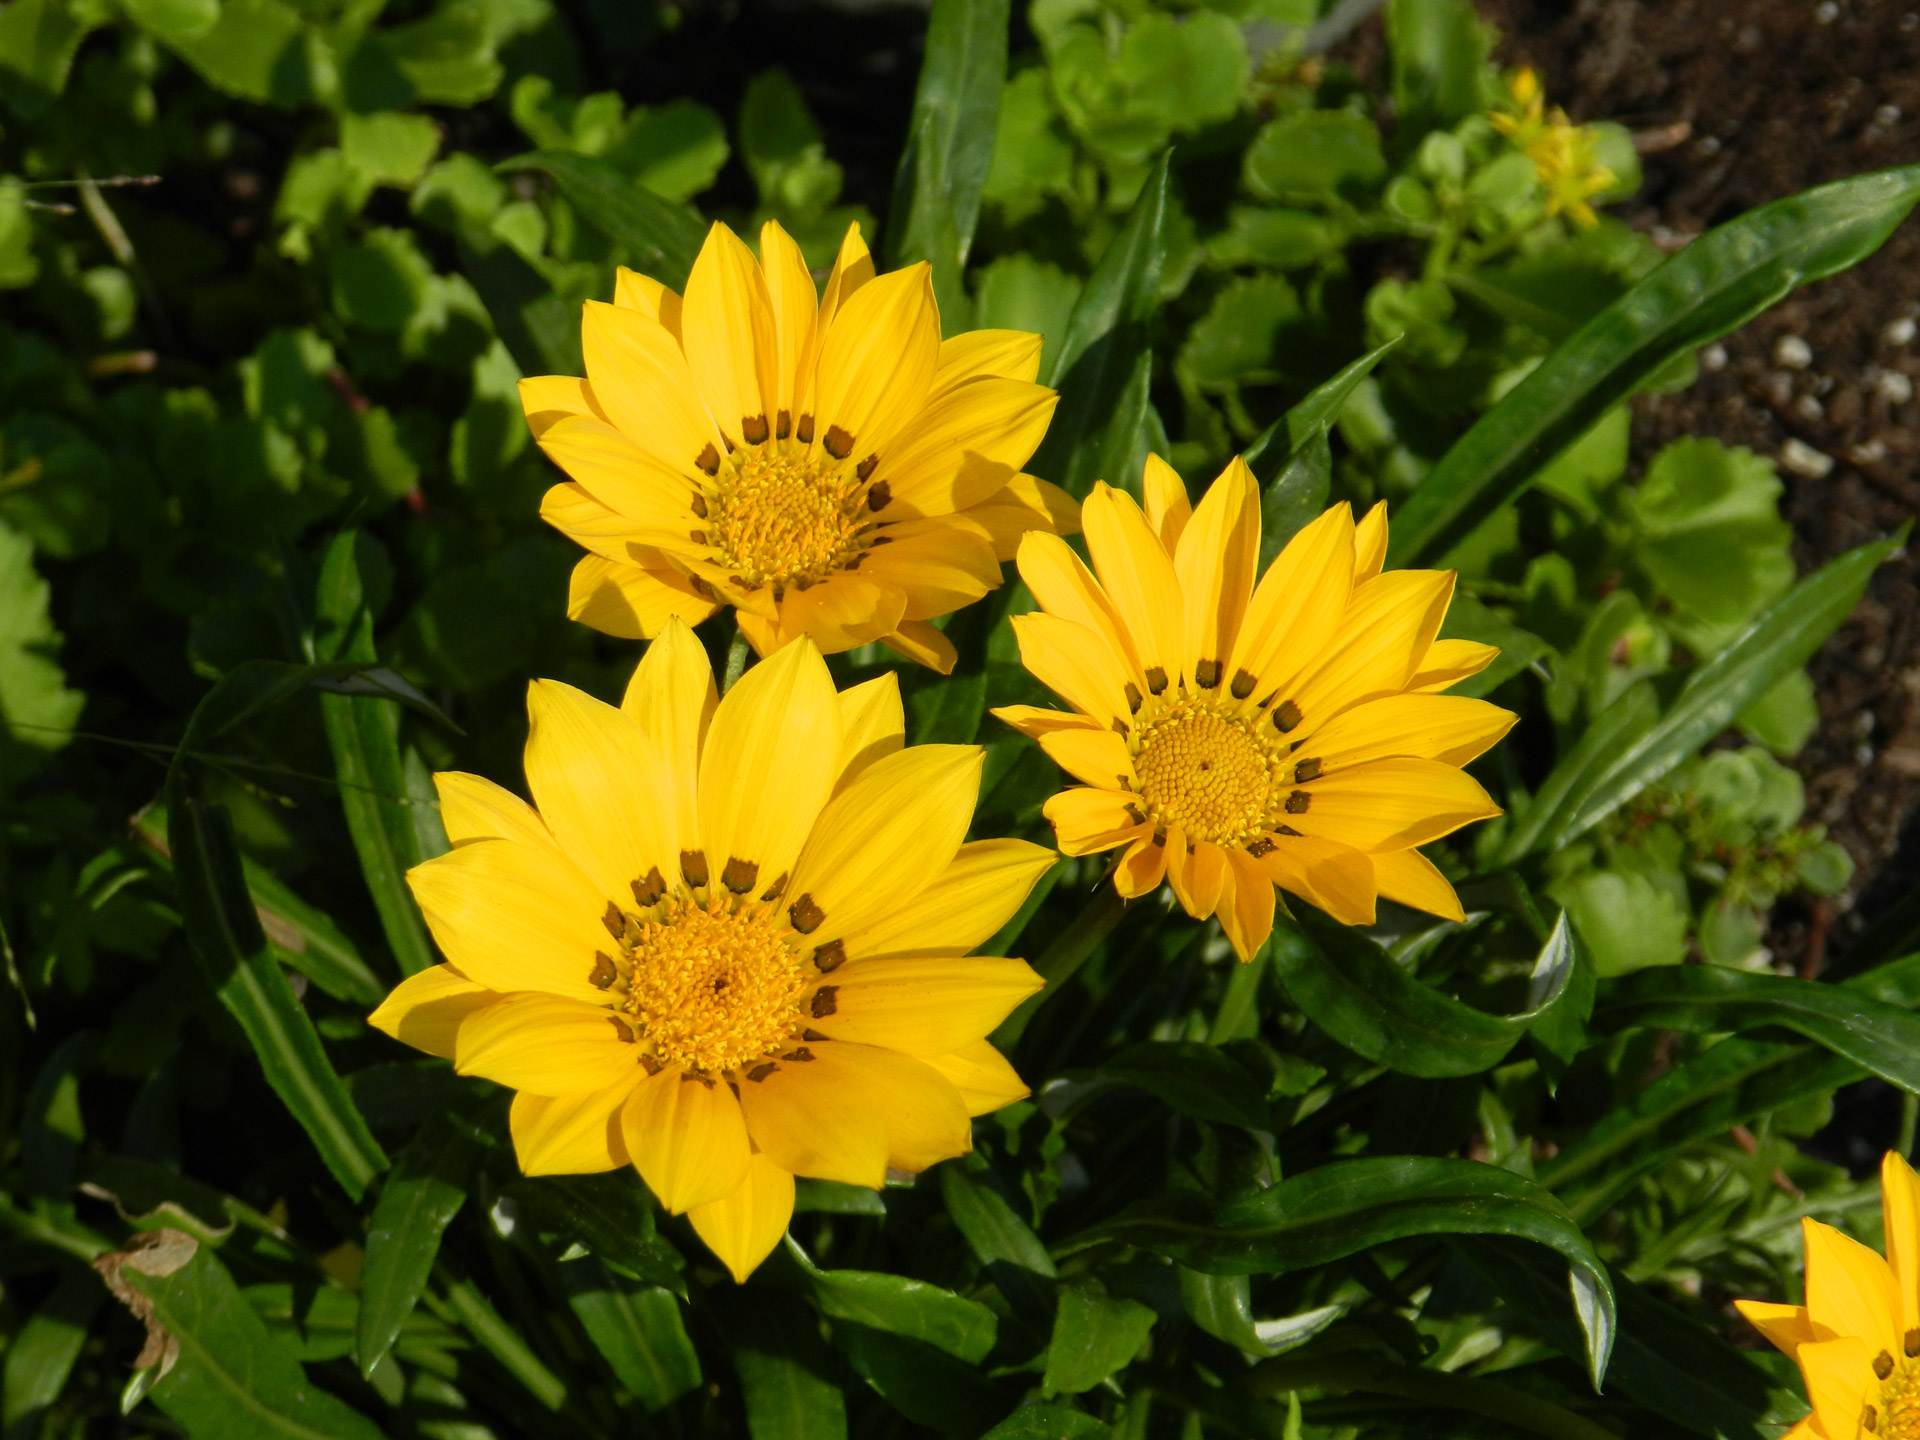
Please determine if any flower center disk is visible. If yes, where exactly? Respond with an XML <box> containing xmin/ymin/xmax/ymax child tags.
<box><xmin>1132</xmin><ymin>703</ymin><xmax>1278</xmax><ymax>846</ymax></box>
<box><xmin>622</xmin><ymin>893</ymin><xmax>806</xmax><ymax>1074</ymax></box>
<box><xmin>709</xmin><ymin>447</ymin><xmax>866</xmax><ymax>586</ymax></box>
<box><xmin>1878</xmin><ymin>1352</ymin><xmax>1920</xmax><ymax>1439</ymax></box>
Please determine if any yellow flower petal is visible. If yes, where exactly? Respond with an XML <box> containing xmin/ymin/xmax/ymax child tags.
<box><xmin>1010</xmin><ymin>612</ymin><xmax>1134</xmax><ymax>731</ymax></box>
<box><xmin>1410</xmin><ymin>639</ymin><xmax>1501</xmax><ymax>693</ymax></box>
<box><xmin>689</xmin><ymin>1150</ymin><xmax>795</xmax><ymax>1284</ymax></box>
<box><xmin>934</xmin><ymin>329</ymin><xmax>1043</xmax><ymax>388</ymax></box>
<box><xmin>1804</xmin><ymin>1218</ymin><xmax>1902</xmax><ymax>1360</ymax></box>
<box><xmin>1370</xmin><ymin>848</ymin><xmax>1466</xmax><ymax>922</ymax></box>
<box><xmin>1114</xmin><ymin>834</ymin><xmax>1169</xmax><ymax>898</ymax></box>
<box><xmin>858</xmin><ymin>517</ymin><xmax>1001</xmax><ymax>622</ymax></box>
<box><xmin>1734</xmin><ymin>1299</ymin><xmax>1817</xmax><ymax>1361</ymax></box>
<box><xmin>834</xmin><ymin>672</ymin><xmax>904</xmax><ymax>793</ymax></box>
<box><xmin>455</xmin><ymin>993</ymin><xmax>642</xmax><ymax>1095</ymax></box>
<box><xmin>1885</xmin><ymin>1151</ymin><xmax>1920</xmax><ymax>1335</ymax></box>
<box><xmin>990</xmin><ymin>704</ymin><xmax>1105</xmax><ymax>740</ymax></box>
<box><xmin>812</xmin><ymin>263</ymin><xmax>940</xmax><ymax>463</ymax></box>
<box><xmin>542</xmin><ymin>482</ymin><xmax>657</xmax><ymax>563</ymax></box>
<box><xmin>682</xmin><ymin>222</ymin><xmax>779</xmax><ymax>448</ymax></box>
<box><xmin>519</xmin><ymin>375</ymin><xmax>592</xmax><ymax>438</ymax></box>
<box><xmin>1082</xmin><ymin>482</ymin><xmax>1186</xmax><ymax>688</ymax></box>
<box><xmin>786</xmin><ymin>744</ymin><xmax>983</xmax><ymax>945</ymax></box>
<box><xmin>1044</xmin><ymin>787</ymin><xmax>1147</xmax><ymax>855</ymax></box>
<box><xmin>698</xmin><ymin>637</ymin><xmax>841</xmax><ymax>895</ymax></box>
<box><xmin>1142</xmin><ymin>453</ymin><xmax>1192</xmax><ymax>552</ymax></box>
<box><xmin>807</xmin><ymin>955</ymin><xmax>1043</xmax><ymax>1055</ymax></box>
<box><xmin>758</xmin><ymin>219</ymin><xmax>816</xmax><ymax>421</ymax></box>
<box><xmin>969</xmin><ymin>474</ymin><xmax>1081</xmax><ymax>561</ymax></box>
<box><xmin>368</xmin><ymin>964</ymin><xmax>494</xmax><ymax>1059</ymax></box>
<box><xmin>879</xmin><ymin>377</ymin><xmax>1057</xmax><ymax>519</ymax></box>
<box><xmin>535</xmin><ymin>413</ymin><xmax>699</xmax><ymax>537</ymax></box>
<box><xmin>612</xmin><ymin>267</ymin><xmax>683</xmax><ymax>337</ymax></box>
<box><xmin>736</xmin><ymin>1047</ymin><xmax>889</xmax><ymax>1187</ymax></box>
<box><xmin>879</xmin><ymin>619</ymin><xmax>958</xmax><ymax>674</ymax></box>
<box><xmin>840</xmin><ymin>838</ymin><xmax>1057</xmax><ymax>958</ymax></box>
<box><xmin>769</xmin><ymin>572</ymin><xmax>909</xmax><ymax>656</ymax></box>
<box><xmin>1296</xmin><ymin>693</ymin><xmax>1517</xmax><ymax>773</ymax></box>
<box><xmin>1254</xmin><ymin>835</ymin><xmax>1377</xmax><ymax>926</ymax></box>
<box><xmin>815</xmin><ymin>223</ymin><xmax>876</xmax><ymax>338</ymax></box>
<box><xmin>408</xmin><ymin>838</ymin><xmax>612</xmax><ymax>1002</ymax></box>
<box><xmin>1167</xmin><ymin>834</ymin><xmax>1229</xmax><ymax>920</ymax></box>
<box><xmin>433</xmin><ymin>771</ymin><xmax>549</xmax><ymax>849</ymax></box>
<box><xmin>1225</xmin><ymin>501</ymin><xmax>1355</xmax><ymax>709</ymax></box>
<box><xmin>525</xmin><ymin>679</ymin><xmax>680</xmax><ymax>907</ymax></box>
<box><xmin>1038</xmin><ymin>726</ymin><xmax>1137</xmax><ymax>790</ymax></box>
<box><xmin>620</xmin><ymin>617</ymin><xmax>715</xmax><ymax>855</ymax></box>
<box><xmin>1795</xmin><ymin>1335</ymin><xmax>1874</xmax><ymax>1440</ymax></box>
<box><xmin>1287</xmin><ymin>757</ymin><xmax>1500</xmax><ymax>852</ymax></box>
<box><xmin>1353</xmin><ymin>500</ymin><xmax>1389</xmax><ymax>581</ymax></box>
<box><xmin>566</xmin><ymin>554</ymin><xmax>718</xmax><ymax>639</ymax></box>
<box><xmin>1015</xmin><ymin>531</ymin><xmax>1144</xmax><ymax>685</ymax></box>
<box><xmin>579</xmin><ymin>299</ymin><xmax>717</xmax><ymax>476</ymax></box>
<box><xmin>922</xmin><ymin>1040</ymin><xmax>1031</xmax><ymax>1116</ymax></box>
<box><xmin>511</xmin><ymin>1079</ymin><xmax>635</xmax><ymax>1176</ymax></box>
<box><xmin>749</xmin><ymin>1042</ymin><xmax>973</xmax><ymax>1175</ymax></box>
<box><xmin>1174</xmin><ymin>457</ymin><xmax>1259</xmax><ymax>687</ymax></box>
<box><xmin>1287</xmin><ymin>570</ymin><xmax>1456</xmax><ymax>730</ymax></box>
<box><xmin>1219</xmin><ymin>848</ymin><xmax>1276</xmax><ymax>962</ymax></box>
<box><xmin>621</xmin><ymin>1066</ymin><xmax>752</xmax><ymax>1214</ymax></box>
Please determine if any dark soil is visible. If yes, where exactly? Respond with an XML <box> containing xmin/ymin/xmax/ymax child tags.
<box><xmin>1474</xmin><ymin>0</ymin><xmax>1920</xmax><ymax>971</ymax></box>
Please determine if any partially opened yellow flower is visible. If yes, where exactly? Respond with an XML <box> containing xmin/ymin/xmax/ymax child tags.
<box><xmin>369</xmin><ymin>622</ymin><xmax>1052</xmax><ymax>1281</ymax></box>
<box><xmin>521</xmin><ymin>218</ymin><xmax>1077</xmax><ymax>673</ymax></box>
<box><xmin>1490</xmin><ymin>68</ymin><xmax>1614</xmax><ymax>228</ymax></box>
<box><xmin>993</xmin><ymin>455</ymin><xmax>1515</xmax><ymax>960</ymax></box>
<box><xmin>1738</xmin><ymin>1151</ymin><xmax>1920</xmax><ymax>1440</ymax></box>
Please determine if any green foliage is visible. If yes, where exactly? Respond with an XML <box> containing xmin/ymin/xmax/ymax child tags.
<box><xmin>1</xmin><ymin>2</ymin><xmax>1914</xmax><ymax>1439</ymax></box>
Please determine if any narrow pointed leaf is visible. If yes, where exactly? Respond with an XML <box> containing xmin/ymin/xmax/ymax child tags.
<box><xmin>559</xmin><ymin>1258</ymin><xmax>701</xmax><ymax>1412</ymax></box>
<box><xmin>355</xmin><ymin>1114</ymin><xmax>478</xmax><ymax>1377</ymax></box>
<box><xmin>497</xmin><ymin>150</ymin><xmax>705</xmax><ymax>289</ymax></box>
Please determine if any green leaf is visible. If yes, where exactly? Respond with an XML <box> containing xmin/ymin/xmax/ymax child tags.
<box><xmin>160</xmin><ymin>0</ymin><xmax>315</xmax><ymax>106</ymax></box>
<box><xmin>111</xmin><ymin>1236</ymin><xmax>385</xmax><ymax>1439</ymax></box>
<box><xmin>972</xmin><ymin>253</ymin><xmax>1082</xmax><ymax>380</ymax></box>
<box><xmin>1390</xmin><ymin>165</ymin><xmax>1920</xmax><ymax>567</ymax></box>
<box><xmin>1244</xmin><ymin>110</ymin><xmax>1386</xmax><ymax>203</ymax></box>
<box><xmin>164</xmin><ymin>668</ymin><xmax>389</xmax><ymax>1202</ymax></box>
<box><xmin>355</xmin><ymin>1113</ymin><xmax>478</xmax><ymax>1377</ymax></box>
<box><xmin>1548</xmin><ymin>864</ymin><xmax>1690</xmax><ymax>979</ymax></box>
<box><xmin>1179</xmin><ymin>273</ymin><xmax>1302</xmax><ymax>391</ymax></box>
<box><xmin>504</xmin><ymin>1171</ymin><xmax>685</xmax><ymax>1293</ymax></box>
<box><xmin>1083</xmin><ymin>1040</ymin><xmax>1270</xmax><ymax>1129</ymax></box>
<box><xmin>831</xmin><ymin>1322</ymin><xmax>1003</xmax><ymax>1440</ymax></box>
<box><xmin>315</xmin><ymin>530</ymin><xmax>436</xmax><ymax>978</ymax></box>
<box><xmin>939</xmin><ymin>1156</ymin><xmax>1056</xmax><ymax>1328</ymax></box>
<box><xmin>789</xmin><ymin>1240</ymin><xmax>998</xmax><ymax>1365</ymax></box>
<box><xmin>1243</xmin><ymin>340</ymin><xmax>1400</xmax><ymax>483</ymax></box>
<box><xmin>1595</xmin><ymin>966</ymin><xmax>1920</xmax><ymax>1093</ymax></box>
<box><xmin>886</xmin><ymin>0</ymin><xmax>1008</xmax><ymax>325</ymax></box>
<box><xmin>1496</xmin><ymin>681</ymin><xmax>1658</xmax><ymax>864</ymax></box>
<box><xmin>1029</xmin><ymin>154</ymin><xmax>1168</xmax><ymax>496</ymax></box>
<box><xmin>1176</xmin><ymin>1270</ymin><xmax>1345</xmax><ymax>1357</ymax></box>
<box><xmin>983</xmin><ymin>1404</ymin><xmax>1109</xmax><ymax>1440</ymax></box>
<box><xmin>340</xmin><ymin>112</ymin><xmax>441</xmax><ymax>190</ymax></box>
<box><xmin>1070</xmin><ymin>1155</ymin><xmax>1614</xmax><ymax>1385</ymax></box>
<box><xmin>1385</xmin><ymin>0</ymin><xmax>1493</xmax><ymax>138</ymax></box>
<box><xmin>1043</xmin><ymin>1279</ymin><xmax>1155</xmax><ymax>1396</ymax></box>
<box><xmin>0</xmin><ymin>0</ymin><xmax>98</xmax><ymax>109</ymax></box>
<box><xmin>497</xmin><ymin>149</ymin><xmax>706</xmax><ymax>290</ymax></box>
<box><xmin>1269</xmin><ymin>909</ymin><xmax>1577</xmax><ymax>1079</ymax></box>
<box><xmin>560</xmin><ymin>1257</ymin><xmax>702</xmax><ymax>1411</ymax></box>
<box><xmin>726</xmin><ymin>1291</ymin><xmax>849</xmax><ymax>1440</ymax></box>
<box><xmin>1</xmin><ymin>1268</ymin><xmax>100</xmax><ymax>1436</ymax></box>
<box><xmin>1534</xmin><ymin>531</ymin><xmax>1901</xmax><ymax>850</ymax></box>
<box><xmin>0</xmin><ymin>514</ymin><xmax>84</xmax><ymax>792</ymax></box>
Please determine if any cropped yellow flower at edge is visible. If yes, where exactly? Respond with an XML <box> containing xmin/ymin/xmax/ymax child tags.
<box><xmin>521</xmin><ymin>217</ymin><xmax>1077</xmax><ymax>674</ymax></box>
<box><xmin>1490</xmin><ymin>67</ymin><xmax>1615</xmax><ymax>229</ymax></box>
<box><xmin>1738</xmin><ymin>1151</ymin><xmax>1920</xmax><ymax>1440</ymax></box>
<box><xmin>994</xmin><ymin>456</ymin><xmax>1516</xmax><ymax>960</ymax></box>
<box><xmin>368</xmin><ymin>621</ymin><xmax>1053</xmax><ymax>1282</ymax></box>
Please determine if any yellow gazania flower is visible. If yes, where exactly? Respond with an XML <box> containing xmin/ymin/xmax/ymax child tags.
<box><xmin>1738</xmin><ymin>1152</ymin><xmax>1920</xmax><ymax>1440</ymax></box>
<box><xmin>369</xmin><ymin>621</ymin><xmax>1052</xmax><ymax>1281</ymax></box>
<box><xmin>520</xmin><ymin>218</ymin><xmax>1078</xmax><ymax>674</ymax></box>
<box><xmin>1490</xmin><ymin>67</ymin><xmax>1614</xmax><ymax>229</ymax></box>
<box><xmin>992</xmin><ymin>456</ymin><xmax>1515</xmax><ymax>960</ymax></box>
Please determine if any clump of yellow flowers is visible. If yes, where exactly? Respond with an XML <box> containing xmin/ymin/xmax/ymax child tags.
<box><xmin>1491</xmin><ymin>67</ymin><xmax>1616</xmax><ymax>228</ymax></box>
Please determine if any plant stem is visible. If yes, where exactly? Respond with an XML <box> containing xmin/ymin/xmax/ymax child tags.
<box><xmin>1900</xmin><ymin>1089</ymin><xmax>1918</xmax><ymax>1161</ymax></box>
<box><xmin>721</xmin><ymin>624</ymin><xmax>751</xmax><ymax>694</ymax></box>
<box><xmin>992</xmin><ymin>883</ymin><xmax>1127</xmax><ymax>1049</ymax></box>
<box><xmin>1210</xmin><ymin>944</ymin><xmax>1268</xmax><ymax>1044</ymax></box>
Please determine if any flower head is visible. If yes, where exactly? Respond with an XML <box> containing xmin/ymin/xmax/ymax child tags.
<box><xmin>1739</xmin><ymin>1152</ymin><xmax>1920</xmax><ymax>1440</ymax></box>
<box><xmin>522</xmin><ymin>219</ymin><xmax>1077</xmax><ymax>673</ymax></box>
<box><xmin>370</xmin><ymin>622</ymin><xmax>1052</xmax><ymax>1281</ymax></box>
<box><xmin>994</xmin><ymin>456</ymin><xmax>1514</xmax><ymax>960</ymax></box>
<box><xmin>1490</xmin><ymin>67</ymin><xmax>1615</xmax><ymax>228</ymax></box>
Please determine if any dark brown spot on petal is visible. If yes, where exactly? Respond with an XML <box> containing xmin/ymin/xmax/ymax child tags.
<box><xmin>796</xmin><ymin>412</ymin><xmax>815</xmax><ymax>443</ymax></box>
<box><xmin>760</xmin><ymin>871</ymin><xmax>788</xmax><ymax>902</ymax></box>
<box><xmin>680</xmin><ymin>849</ymin><xmax>710</xmax><ymax>888</ymax></box>
<box><xmin>741</xmin><ymin>413</ymin><xmax>769</xmax><ymax>445</ymax></box>
<box><xmin>747</xmin><ymin>1062</ymin><xmax>778</xmax><ymax>1082</ymax></box>
<box><xmin>1111</xmin><ymin>717</ymin><xmax>1129</xmax><ymax>738</ymax></box>
<box><xmin>1145</xmin><ymin>666</ymin><xmax>1168</xmax><ymax>695</ymax></box>
<box><xmin>780</xmin><ymin>1046</ymin><xmax>814</xmax><ymax>1062</ymax></box>
<box><xmin>1245</xmin><ymin>837</ymin><xmax>1274</xmax><ymax>858</ymax></box>
<box><xmin>813</xmin><ymin>938</ymin><xmax>846</xmax><ymax>973</ymax></box>
<box><xmin>590</xmin><ymin>951</ymin><xmax>618</xmax><ymax>989</ymax></box>
<box><xmin>776</xmin><ymin>409</ymin><xmax>792</xmax><ymax>439</ymax></box>
<box><xmin>1230</xmin><ymin>668</ymin><xmax>1256</xmax><ymax>700</ymax></box>
<box><xmin>1273</xmin><ymin>700</ymin><xmax>1303</xmax><ymax>732</ymax></box>
<box><xmin>639</xmin><ymin>1055</ymin><xmax>661</xmax><ymax>1075</ymax></box>
<box><xmin>1906</xmin><ymin>1329</ymin><xmax>1919</xmax><ymax>1358</ymax></box>
<box><xmin>632</xmin><ymin>867</ymin><xmax>665</xmax><ymax>907</ymax></box>
<box><xmin>810</xmin><ymin>985</ymin><xmax>839</xmax><ymax>1018</ymax></box>
<box><xmin>689</xmin><ymin>529</ymin><xmax>708</xmax><ymax>545</ymax></box>
<box><xmin>1151</xmin><ymin>827</ymin><xmax>1168</xmax><ymax>847</ymax></box>
<box><xmin>602</xmin><ymin>902</ymin><xmax>625</xmax><ymax>940</ymax></box>
<box><xmin>1294</xmin><ymin>757</ymin><xmax>1322</xmax><ymax>782</ymax></box>
<box><xmin>790</xmin><ymin>894</ymin><xmax>825</xmax><ymax>934</ymax></box>
<box><xmin>866</xmin><ymin>479</ymin><xmax>891</xmax><ymax>511</ymax></box>
<box><xmin>1285</xmin><ymin>790</ymin><xmax>1311</xmax><ymax>814</ymax></box>
<box><xmin>1864</xmin><ymin>1404</ymin><xmax>1879</xmax><ymax>1434</ymax></box>
<box><xmin>1194</xmin><ymin>658</ymin><xmax>1221</xmax><ymax>689</ymax></box>
<box><xmin>1274</xmin><ymin>824</ymin><xmax>1301</xmax><ymax>837</ymax></box>
<box><xmin>721</xmin><ymin>857</ymin><xmax>759</xmax><ymax>894</ymax></box>
<box><xmin>1876</xmin><ymin>1351</ymin><xmax>1896</xmax><ymax>1380</ymax></box>
<box><xmin>1124</xmin><ymin>803</ymin><xmax>1146</xmax><ymax>826</ymax></box>
<box><xmin>870</xmin><ymin>534</ymin><xmax>893</xmax><ymax>546</ymax></box>
<box><xmin>682</xmin><ymin>1071</ymin><xmax>715</xmax><ymax>1088</ymax></box>
<box><xmin>728</xmin><ymin>575</ymin><xmax>755</xmax><ymax>592</ymax></box>
<box><xmin>690</xmin><ymin>492</ymin><xmax>708</xmax><ymax>519</ymax></box>
<box><xmin>824</xmin><ymin>424</ymin><xmax>854</xmax><ymax>459</ymax></box>
<box><xmin>608</xmin><ymin>1015</ymin><xmax>636</xmax><ymax>1043</ymax></box>
<box><xmin>696</xmin><ymin>443</ymin><xmax>720</xmax><ymax>476</ymax></box>
<box><xmin>723</xmin><ymin>436</ymin><xmax>735</xmax><ymax>453</ymax></box>
<box><xmin>1124</xmin><ymin>682</ymin><xmax>1143</xmax><ymax>714</ymax></box>
<box><xmin>856</xmin><ymin>454</ymin><xmax>879</xmax><ymax>482</ymax></box>
<box><xmin>772</xmin><ymin>582</ymin><xmax>786</xmax><ymax>604</ymax></box>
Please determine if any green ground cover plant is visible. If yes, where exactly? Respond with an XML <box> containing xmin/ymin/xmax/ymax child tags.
<box><xmin>1</xmin><ymin>1</ymin><xmax>1916</xmax><ymax>1437</ymax></box>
